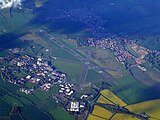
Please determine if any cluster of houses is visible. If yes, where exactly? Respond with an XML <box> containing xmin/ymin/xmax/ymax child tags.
<box><xmin>79</xmin><ymin>37</ymin><xmax>134</xmax><ymax>63</ymax></box>
<box><xmin>78</xmin><ymin>36</ymin><xmax>160</xmax><ymax>70</ymax></box>
<box><xmin>19</xmin><ymin>88</ymin><xmax>34</xmax><ymax>94</ymax></box>
<box><xmin>8</xmin><ymin>48</ymin><xmax>22</xmax><ymax>54</ymax></box>
<box><xmin>59</xmin><ymin>83</ymin><xmax>75</xmax><ymax>96</ymax></box>
<box><xmin>1</xmin><ymin>54</ymin><xmax>67</xmax><ymax>93</ymax></box>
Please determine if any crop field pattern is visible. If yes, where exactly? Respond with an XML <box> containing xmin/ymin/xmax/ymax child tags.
<box><xmin>100</xmin><ymin>89</ymin><xmax>127</xmax><ymax>106</ymax></box>
<box><xmin>88</xmin><ymin>89</ymin><xmax>160</xmax><ymax>120</ymax></box>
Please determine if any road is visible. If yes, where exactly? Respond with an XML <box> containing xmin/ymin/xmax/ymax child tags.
<box><xmin>79</xmin><ymin>63</ymin><xmax>89</xmax><ymax>89</ymax></box>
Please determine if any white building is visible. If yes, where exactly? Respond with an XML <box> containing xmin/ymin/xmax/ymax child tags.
<box><xmin>70</xmin><ymin>102</ymin><xmax>79</xmax><ymax>112</ymax></box>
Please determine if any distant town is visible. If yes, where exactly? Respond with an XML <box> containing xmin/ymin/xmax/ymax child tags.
<box><xmin>78</xmin><ymin>36</ymin><xmax>160</xmax><ymax>72</ymax></box>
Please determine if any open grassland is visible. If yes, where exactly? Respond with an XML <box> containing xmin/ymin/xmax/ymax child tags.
<box><xmin>97</xmin><ymin>95</ymin><xmax>113</xmax><ymax>104</ymax></box>
<box><xmin>53</xmin><ymin>59</ymin><xmax>83</xmax><ymax>84</ymax></box>
<box><xmin>43</xmin><ymin>30</ymin><xmax>85</xmax><ymax>57</ymax></box>
<box><xmin>76</xmin><ymin>47</ymin><xmax>128</xmax><ymax>77</ymax></box>
<box><xmin>126</xmin><ymin>99</ymin><xmax>160</xmax><ymax>119</ymax></box>
<box><xmin>131</xmin><ymin>67</ymin><xmax>160</xmax><ymax>89</ymax></box>
<box><xmin>130</xmin><ymin>66</ymin><xmax>160</xmax><ymax>87</ymax></box>
<box><xmin>40</xmin><ymin>99</ymin><xmax>75</xmax><ymax>120</ymax></box>
<box><xmin>60</xmin><ymin>36</ymin><xmax>77</xmax><ymax>49</ymax></box>
<box><xmin>0</xmin><ymin>99</ymin><xmax>12</xmax><ymax>116</ymax></box>
<box><xmin>111</xmin><ymin>113</ymin><xmax>139</xmax><ymax>120</ymax></box>
<box><xmin>91</xmin><ymin>48</ymin><xmax>128</xmax><ymax>77</ymax></box>
<box><xmin>86</xmin><ymin>69</ymin><xmax>104</xmax><ymax>82</ymax></box>
<box><xmin>2</xmin><ymin>95</ymin><xmax>24</xmax><ymax>107</ymax></box>
<box><xmin>34</xmin><ymin>31</ymin><xmax>80</xmax><ymax>61</ymax></box>
<box><xmin>21</xmin><ymin>105</ymin><xmax>51</xmax><ymax>120</ymax></box>
<box><xmin>34</xmin><ymin>88</ymin><xmax>52</xmax><ymax>101</ymax></box>
<box><xmin>147</xmin><ymin>68</ymin><xmax>160</xmax><ymax>84</ymax></box>
<box><xmin>49</xmin><ymin>107</ymin><xmax>76</xmax><ymax>120</ymax></box>
<box><xmin>101</xmin><ymin>89</ymin><xmax>127</xmax><ymax>106</ymax></box>
<box><xmin>92</xmin><ymin>105</ymin><xmax>113</xmax><ymax>119</ymax></box>
<box><xmin>87</xmin><ymin>114</ymin><xmax>106</xmax><ymax>120</ymax></box>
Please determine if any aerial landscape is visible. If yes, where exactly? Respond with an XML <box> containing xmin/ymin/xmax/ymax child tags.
<box><xmin>0</xmin><ymin>0</ymin><xmax>160</xmax><ymax>120</ymax></box>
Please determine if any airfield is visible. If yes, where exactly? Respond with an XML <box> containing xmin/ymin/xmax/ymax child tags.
<box><xmin>0</xmin><ymin>1</ymin><xmax>160</xmax><ymax>120</ymax></box>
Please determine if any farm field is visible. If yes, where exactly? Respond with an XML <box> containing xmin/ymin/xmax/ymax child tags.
<box><xmin>92</xmin><ymin>105</ymin><xmax>113</xmax><ymax>119</ymax></box>
<box><xmin>97</xmin><ymin>95</ymin><xmax>113</xmax><ymax>104</ymax></box>
<box><xmin>126</xmin><ymin>99</ymin><xmax>160</xmax><ymax>119</ymax></box>
<box><xmin>111</xmin><ymin>113</ymin><xmax>139</xmax><ymax>120</ymax></box>
<box><xmin>87</xmin><ymin>114</ymin><xmax>106</xmax><ymax>120</ymax></box>
<box><xmin>100</xmin><ymin>89</ymin><xmax>127</xmax><ymax>106</ymax></box>
<box><xmin>94</xmin><ymin>89</ymin><xmax>160</xmax><ymax>120</ymax></box>
<box><xmin>109</xmin><ymin>76</ymin><xmax>160</xmax><ymax>104</ymax></box>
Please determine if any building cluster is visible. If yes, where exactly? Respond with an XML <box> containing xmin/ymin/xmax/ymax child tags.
<box><xmin>8</xmin><ymin>48</ymin><xmax>22</xmax><ymax>54</ymax></box>
<box><xmin>1</xmin><ymin>52</ymin><xmax>89</xmax><ymax>116</ymax></box>
<box><xmin>59</xmin><ymin>83</ymin><xmax>75</xmax><ymax>96</ymax></box>
<box><xmin>79</xmin><ymin>37</ymin><xmax>133</xmax><ymax>63</ymax></box>
<box><xmin>78</xmin><ymin>36</ymin><xmax>159</xmax><ymax>68</ymax></box>
<box><xmin>19</xmin><ymin>88</ymin><xmax>34</xmax><ymax>94</ymax></box>
<box><xmin>52</xmin><ymin>81</ymin><xmax>88</xmax><ymax>114</ymax></box>
<box><xmin>1</xmin><ymin>54</ymin><xmax>67</xmax><ymax>93</ymax></box>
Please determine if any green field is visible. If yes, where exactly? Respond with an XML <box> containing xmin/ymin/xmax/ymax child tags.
<box><xmin>86</xmin><ymin>69</ymin><xmax>104</xmax><ymax>82</ymax></box>
<box><xmin>3</xmin><ymin>95</ymin><xmax>24</xmax><ymax>107</ymax></box>
<box><xmin>110</xmin><ymin>76</ymin><xmax>160</xmax><ymax>104</ymax></box>
<box><xmin>0</xmin><ymin>8</ymin><xmax>34</xmax><ymax>35</ymax></box>
<box><xmin>78</xmin><ymin>47</ymin><xmax>128</xmax><ymax>78</ymax></box>
<box><xmin>34</xmin><ymin>32</ymin><xmax>80</xmax><ymax>62</ymax></box>
<box><xmin>130</xmin><ymin>66</ymin><xmax>159</xmax><ymax>86</ymax></box>
<box><xmin>0</xmin><ymin>50</ymin><xmax>8</xmax><ymax>57</ymax></box>
<box><xmin>0</xmin><ymin>74</ymin><xmax>75</xmax><ymax>120</ymax></box>
<box><xmin>53</xmin><ymin>59</ymin><xmax>84</xmax><ymax>84</ymax></box>
<box><xmin>21</xmin><ymin>105</ymin><xmax>51</xmax><ymax>120</ymax></box>
<box><xmin>42</xmin><ymin>100</ymin><xmax>75</xmax><ymax>120</ymax></box>
<box><xmin>0</xmin><ymin>99</ymin><xmax>12</xmax><ymax>116</ymax></box>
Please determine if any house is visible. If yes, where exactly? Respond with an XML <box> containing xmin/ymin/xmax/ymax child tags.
<box><xmin>26</xmin><ymin>75</ymin><xmax>31</xmax><ymax>79</ymax></box>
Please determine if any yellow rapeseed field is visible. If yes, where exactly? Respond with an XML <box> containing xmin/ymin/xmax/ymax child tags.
<box><xmin>92</xmin><ymin>105</ymin><xmax>113</xmax><ymax>119</ymax></box>
<box><xmin>87</xmin><ymin>114</ymin><xmax>105</xmax><ymax>120</ymax></box>
<box><xmin>101</xmin><ymin>89</ymin><xmax>127</xmax><ymax>106</ymax></box>
<box><xmin>97</xmin><ymin>95</ymin><xmax>113</xmax><ymax>104</ymax></box>
<box><xmin>111</xmin><ymin>113</ymin><xmax>139</xmax><ymax>120</ymax></box>
<box><xmin>126</xmin><ymin>99</ymin><xmax>160</xmax><ymax>119</ymax></box>
<box><xmin>88</xmin><ymin>89</ymin><xmax>160</xmax><ymax>120</ymax></box>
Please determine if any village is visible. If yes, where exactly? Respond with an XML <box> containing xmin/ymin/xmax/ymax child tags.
<box><xmin>78</xmin><ymin>36</ymin><xmax>160</xmax><ymax>72</ymax></box>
